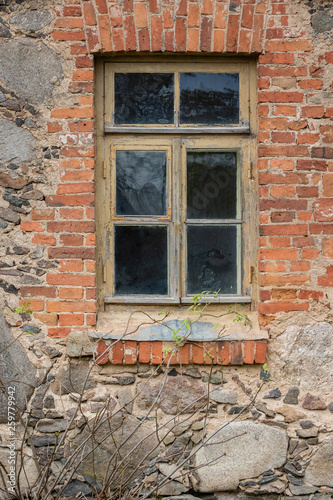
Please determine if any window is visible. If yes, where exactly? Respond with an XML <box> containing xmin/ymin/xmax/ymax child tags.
<box><xmin>95</xmin><ymin>59</ymin><xmax>257</xmax><ymax>308</ymax></box>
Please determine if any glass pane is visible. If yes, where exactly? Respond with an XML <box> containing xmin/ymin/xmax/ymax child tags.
<box><xmin>180</xmin><ymin>73</ymin><xmax>239</xmax><ymax>125</ymax></box>
<box><xmin>116</xmin><ymin>150</ymin><xmax>167</xmax><ymax>216</ymax></box>
<box><xmin>187</xmin><ymin>226</ymin><xmax>238</xmax><ymax>295</ymax></box>
<box><xmin>114</xmin><ymin>73</ymin><xmax>174</xmax><ymax>125</ymax></box>
<box><xmin>187</xmin><ymin>151</ymin><xmax>238</xmax><ymax>219</ymax></box>
<box><xmin>115</xmin><ymin>226</ymin><xmax>168</xmax><ymax>295</ymax></box>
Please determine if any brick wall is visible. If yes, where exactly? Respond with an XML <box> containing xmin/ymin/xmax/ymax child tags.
<box><xmin>17</xmin><ymin>0</ymin><xmax>333</xmax><ymax>337</ymax></box>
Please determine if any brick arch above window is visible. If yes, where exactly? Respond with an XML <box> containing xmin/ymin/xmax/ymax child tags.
<box><xmin>53</xmin><ymin>0</ymin><xmax>267</xmax><ymax>55</ymax></box>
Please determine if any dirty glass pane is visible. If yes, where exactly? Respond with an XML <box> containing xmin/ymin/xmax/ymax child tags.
<box><xmin>114</xmin><ymin>73</ymin><xmax>174</xmax><ymax>125</ymax></box>
<box><xmin>115</xmin><ymin>226</ymin><xmax>168</xmax><ymax>295</ymax></box>
<box><xmin>180</xmin><ymin>73</ymin><xmax>239</xmax><ymax>125</ymax></box>
<box><xmin>187</xmin><ymin>151</ymin><xmax>238</xmax><ymax>219</ymax></box>
<box><xmin>187</xmin><ymin>225</ymin><xmax>237</xmax><ymax>295</ymax></box>
<box><xmin>116</xmin><ymin>150</ymin><xmax>167</xmax><ymax>216</ymax></box>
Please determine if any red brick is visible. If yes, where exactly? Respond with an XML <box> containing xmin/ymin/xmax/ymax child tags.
<box><xmin>124</xmin><ymin>15</ymin><xmax>136</xmax><ymax>51</ymax></box>
<box><xmin>110</xmin><ymin>341</ymin><xmax>124</xmax><ymax>364</ymax></box>
<box><xmin>230</xmin><ymin>342</ymin><xmax>243</xmax><ymax>365</ymax></box>
<box><xmin>251</xmin><ymin>13</ymin><xmax>264</xmax><ymax>52</ymax></box>
<box><xmin>261</xmin><ymin>224</ymin><xmax>308</xmax><ymax>236</ymax></box>
<box><xmin>290</xmin><ymin>261</ymin><xmax>310</xmax><ymax>272</ymax></box>
<box><xmin>293</xmin><ymin>236</ymin><xmax>315</xmax><ymax>247</ymax></box>
<box><xmin>47</xmin><ymin>301</ymin><xmax>96</xmax><ymax>313</ymax></box>
<box><xmin>265</xmin><ymin>39</ymin><xmax>312</xmax><ymax>52</ymax></box>
<box><xmin>138</xmin><ymin>29</ymin><xmax>150</xmax><ymax>51</ymax></box>
<box><xmin>48</xmin><ymin>122</ymin><xmax>63</xmax><ymax>133</ymax></box>
<box><xmin>270</xmin><ymin>185</ymin><xmax>295</xmax><ymax>198</ymax></box>
<box><xmin>59</xmin><ymin>208</ymin><xmax>84</xmax><ymax>219</ymax></box>
<box><xmin>139</xmin><ymin>342</ymin><xmax>151</xmax><ymax>363</ymax></box>
<box><xmin>63</xmin><ymin>6</ymin><xmax>82</xmax><ymax>16</ymax></box>
<box><xmin>58</xmin><ymin>287</ymin><xmax>83</xmax><ymax>299</ymax></box>
<box><xmin>314</xmin><ymin>199</ymin><xmax>333</xmax><ymax>222</ymax></box>
<box><xmin>259</xmin><ymin>261</ymin><xmax>286</xmax><ymax>272</ymax></box>
<box><xmin>258</xmin><ymin>92</ymin><xmax>303</xmax><ymax>103</ymax></box>
<box><xmin>260</xmin><ymin>290</ymin><xmax>271</xmax><ymax>301</ymax></box>
<box><xmin>188</xmin><ymin>3</ymin><xmax>200</xmax><ymax>27</ymax></box>
<box><xmin>46</xmin><ymin>274</ymin><xmax>95</xmax><ymax>286</ymax></box>
<box><xmin>46</xmin><ymin>194</ymin><xmax>94</xmax><ymax>207</ymax></box>
<box><xmin>241</xmin><ymin>4</ymin><xmax>254</xmax><ymax>28</ymax></box>
<box><xmin>47</xmin><ymin>221</ymin><xmax>94</xmax><ymax>233</ymax></box>
<box><xmin>151</xmin><ymin>341</ymin><xmax>163</xmax><ymax>364</ymax></box>
<box><xmin>259</xmin><ymin>145</ymin><xmax>309</xmax><ymax>157</ymax></box>
<box><xmin>177</xmin><ymin>0</ymin><xmax>188</xmax><ymax>15</ymax></box>
<box><xmin>60</xmin><ymin>234</ymin><xmax>83</xmax><ymax>246</ymax></box>
<box><xmin>213</xmin><ymin>29</ymin><xmax>225</xmax><ymax>52</ymax></box>
<box><xmin>271</xmin><ymin>131</ymin><xmax>295</xmax><ymax>144</ymax></box>
<box><xmin>124</xmin><ymin>341</ymin><xmax>137</xmax><ymax>364</ymax></box>
<box><xmin>192</xmin><ymin>342</ymin><xmax>204</xmax><ymax>364</ymax></box>
<box><xmin>311</xmin><ymin>147</ymin><xmax>333</xmax><ymax>159</ymax></box>
<box><xmin>96</xmin><ymin>340</ymin><xmax>109</xmax><ymax>364</ymax></box>
<box><xmin>55</xmin><ymin>18</ymin><xmax>83</xmax><ymax>29</ymax></box>
<box><xmin>99</xmin><ymin>14</ymin><xmax>112</xmax><ymax>52</ymax></box>
<box><xmin>83</xmin><ymin>2</ymin><xmax>97</xmax><ymax>26</ymax></box>
<box><xmin>255</xmin><ymin>341</ymin><xmax>267</xmax><ymax>363</ymax></box>
<box><xmin>96</xmin><ymin>0</ymin><xmax>107</xmax><ymax>14</ymax></box>
<box><xmin>238</xmin><ymin>29</ymin><xmax>251</xmax><ymax>53</ymax></box>
<box><xmin>226</xmin><ymin>14</ymin><xmax>240</xmax><ymax>52</ymax></box>
<box><xmin>296</xmin><ymin>186</ymin><xmax>318</xmax><ymax>198</ymax></box>
<box><xmin>21</xmin><ymin>221</ymin><xmax>43</xmax><ymax>232</ymax></box>
<box><xmin>34</xmin><ymin>313</ymin><xmax>58</xmax><ymax>326</ymax></box>
<box><xmin>259</xmin><ymin>53</ymin><xmax>294</xmax><ymax>65</ymax></box>
<box><xmin>243</xmin><ymin>341</ymin><xmax>255</xmax><ymax>364</ymax></box>
<box><xmin>259</xmin><ymin>248</ymin><xmax>298</xmax><ymax>260</ymax></box>
<box><xmin>201</xmin><ymin>0</ymin><xmax>213</xmax><ymax>15</ymax></box>
<box><xmin>52</xmin><ymin>30</ymin><xmax>86</xmax><ymax>41</ymax></box>
<box><xmin>31</xmin><ymin>234</ymin><xmax>56</xmax><ymax>246</ymax></box>
<box><xmin>297</xmin><ymin>160</ymin><xmax>327</xmax><ymax>171</ymax></box>
<box><xmin>48</xmin><ymin>248</ymin><xmax>95</xmax><ymax>260</ymax></box>
<box><xmin>151</xmin><ymin>15</ymin><xmax>163</xmax><ymax>51</ymax></box>
<box><xmin>175</xmin><ymin>17</ymin><xmax>186</xmax><ymax>52</ymax></box>
<box><xmin>187</xmin><ymin>28</ymin><xmax>199</xmax><ymax>51</ymax></box>
<box><xmin>179</xmin><ymin>344</ymin><xmax>190</xmax><ymax>364</ymax></box>
<box><xmin>112</xmin><ymin>28</ymin><xmax>125</xmax><ymax>51</ymax></box>
<box><xmin>298</xmin><ymin>290</ymin><xmax>324</xmax><ymax>300</ymax></box>
<box><xmin>59</xmin><ymin>313</ymin><xmax>84</xmax><ymax>326</ymax></box>
<box><xmin>203</xmin><ymin>342</ymin><xmax>217</xmax><ymax>365</ymax></box>
<box><xmin>268</xmin><ymin>237</ymin><xmax>291</xmax><ymax>248</ymax></box>
<box><xmin>21</xmin><ymin>286</ymin><xmax>56</xmax><ymax>298</ymax></box>
<box><xmin>135</xmin><ymin>3</ymin><xmax>148</xmax><ymax>28</ymax></box>
<box><xmin>260</xmin><ymin>200</ymin><xmax>307</xmax><ymax>211</ymax></box>
<box><xmin>48</xmin><ymin>327</ymin><xmax>71</xmax><ymax>338</ymax></box>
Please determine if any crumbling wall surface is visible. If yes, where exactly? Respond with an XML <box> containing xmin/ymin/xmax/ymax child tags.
<box><xmin>0</xmin><ymin>0</ymin><xmax>332</xmax><ymax>498</ymax></box>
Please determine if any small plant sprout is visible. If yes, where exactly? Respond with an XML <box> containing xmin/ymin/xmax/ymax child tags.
<box><xmin>14</xmin><ymin>302</ymin><xmax>33</xmax><ymax>315</ymax></box>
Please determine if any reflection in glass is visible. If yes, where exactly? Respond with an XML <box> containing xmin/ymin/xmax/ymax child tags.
<box><xmin>116</xmin><ymin>151</ymin><xmax>167</xmax><ymax>216</ymax></box>
<box><xmin>187</xmin><ymin>151</ymin><xmax>237</xmax><ymax>219</ymax></box>
<box><xmin>187</xmin><ymin>226</ymin><xmax>237</xmax><ymax>294</ymax></box>
<box><xmin>180</xmin><ymin>73</ymin><xmax>239</xmax><ymax>125</ymax></box>
<box><xmin>115</xmin><ymin>226</ymin><xmax>168</xmax><ymax>295</ymax></box>
<box><xmin>114</xmin><ymin>73</ymin><xmax>174</xmax><ymax>125</ymax></box>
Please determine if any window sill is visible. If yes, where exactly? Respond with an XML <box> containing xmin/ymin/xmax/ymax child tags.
<box><xmin>104</xmin><ymin>295</ymin><xmax>252</xmax><ymax>305</ymax></box>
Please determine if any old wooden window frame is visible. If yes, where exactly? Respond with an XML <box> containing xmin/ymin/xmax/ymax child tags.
<box><xmin>95</xmin><ymin>57</ymin><xmax>258</xmax><ymax>310</ymax></box>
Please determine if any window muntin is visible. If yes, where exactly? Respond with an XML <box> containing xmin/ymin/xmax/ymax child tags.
<box><xmin>99</xmin><ymin>60</ymin><xmax>256</xmax><ymax>306</ymax></box>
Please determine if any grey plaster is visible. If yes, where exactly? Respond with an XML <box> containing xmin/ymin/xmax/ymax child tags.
<box><xmin>0</xmin><ymin>39</ymin><xmax>63</xmax><ymax>104</ymax></box>
<box><xmin>0</xmin><ymin>118</ymin><xmax>37</xmax><ymax>163</ymax></box>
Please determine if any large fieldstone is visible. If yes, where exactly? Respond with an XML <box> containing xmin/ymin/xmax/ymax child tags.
<box><xmin>10</xmin><ymin>10</ymin><xmax>52</xmax><ymax>32</ymax></box>
<box><xmin>0</xmin><ymin>38</ymin><xmax>63</xmax><ymax>104</ymax></box>
<box><xmin>137</xmin><ymin>377</ymin><xmax>207</xmax><ymax>415</ymax></box>
<box><xmin>0</xmin><ymin>119</ymin><xmax>37</xmax><ymax>164</ymax></box>
<box><xmin>0</xmin><ymin>311</ymin><xmax>37</xmax><ymax>423</ymax></box>
<box><xmin>304</xmin><ymin>436</ymin><xmax>333</xmax><ymax>487</ymax></box>
<box><xmin>51</xmin><ymin>360</ymin><xmax>96</xmax><ymax>395</ymax></box>
<box><xmin>193</xmin><ymin>421</ymin><xmax>288</xmax><ymax>492</ymax></box>
<box><xmin>271</xmin><ymin>322</ymin><xmax>333</xmax><ymax>390</ymax></box>
<box><xmin>0</xmin><ymin>447</ymin><xmax>39</xmax><ymax>499</ymax></box>
<box><xmin>69</xmin><ymin>413</ymin><xmax>159</xmax><ymax>487</ymax></box>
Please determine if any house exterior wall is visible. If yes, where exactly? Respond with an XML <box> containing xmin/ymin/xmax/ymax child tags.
<box><xmin>0</xmin><ymin>0</ymin><xmax>333</xmax><ymax>497</ymax></box>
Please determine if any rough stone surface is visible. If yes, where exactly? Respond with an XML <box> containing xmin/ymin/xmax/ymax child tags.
<box><xmin>271</xmin><ymin>323</ymin><xmax>333</xmax><ymax>390</ymax></box>
<box><xmin>0</xmin><ymin>447</ymin><xmax>39</xmax><ymax>496</ymax></box>
<box><xmin>0</xmin><ymin>311</ymin><xmax>37</xmax><ymax>423</ymax></box>
<box><xmin>210</xmin><ymin>390</ymin><xmax>238</xmax><ymax>404</ymax></box>
<box><xmin>61</xmin><ymin>479</ymin><xmax>92</xmax><ymax>497</ymax></box>
<box><xmin>0</xmin><ymin>38</ymin><xmax>63</xmax><ymax>105</ymax></box>
<box><xmin>264</xmin><ymin>388</ymin><xmax>281</xmax><ymax>399</ymax></box>
<box><xmin>275</xmin><ymin>405</ymin><xmax>306</xmax><ymax>423</ymax></box>
<box><xmin>302</xmin><ymin>393</ymin><xmax>327</xmax><ymax>410</ymax></box>
<box><xmin>51</xmin><ymin>360</ymin><xmax>96</xmax><ymax>395</ymax></box>
<box><xmin>0</xmin><ymin>118</ymin><xmax>37</xmax><ymax>164</ymax></box>
<box><xmin>11</xmin><ymin>10</ymin><xmax>52</xmax><ymax>32</ymax></box>
<box><xmin>305</xmin><ymin>437</ymin><xmax>333</xmax><ymax>487</ymax></box>
<box><xmin>283</xmin><ymin>387</ymin><xmax>299</xmax><ymax>405</ymax></box>
<box><xmin>158</xmin><ymin>480</ymin><xmax>189</xmax><ymax>496</ymax></box>
<box><xmin>296</xmin><ymin>427</ymin><xmax>318</xmax><ymax>438</ymax></box>
<box><xmin>118</xmin><ymin>387</ymin><xmax>134</xmax><ymax>413</ymax></box>
<box><xmin>67</xmin><ymin>331</ymin><xmax>94</xmax><ymax>357</ymax></box>
<box><xmin>137</xmin><ymin>377</ymin><xmax>207</xmax><ymax>415</ymax></box>
<box><xmin>36</xmin><ymin>418</ymin><xmax>69</xmax><ymax>433</ymax></box>
<box><xmin>70</xmin><ymin>413</ymin><xmax>159</xmax><ymax>485</ymax></box>
<box><xmin>311</xmin><ymin>11</ymin><xmax>333</xmax><ymax>33</ymax></box>
<box><xmin>193</xmin><ymin>421</ymin><xmax>288</xmax><ymax>492</ymax></box>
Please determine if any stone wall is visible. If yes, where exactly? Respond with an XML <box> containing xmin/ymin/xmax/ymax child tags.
<box><xmin>0</xmin><ymin>0</ymin><xmax>333</xmax><ymax>498</ymax></box>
